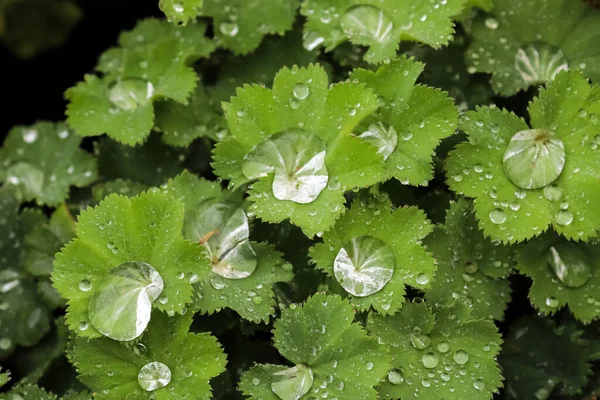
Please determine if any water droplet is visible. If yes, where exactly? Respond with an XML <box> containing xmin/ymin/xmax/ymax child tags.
<box><xmin>411</xmin><ymin>333</ymin><xmax>431</xmax><ymax>350</ymax></box>
<box><xmin>474</xmin><ymin>379</ymin><xmax>485</xmax><ymax>390</ymax></box>
<box><xmin>416</xmin><ymin>273</ymin><xmax>429</xmax><ymax>285</ymax></box>
<box><xmin>543</xmin><ymin>185</ymin><xmax>562</xmax><ymax>201</ymax></box>
<box><xmin>554</xmin><ymin>210</ymin><xmax>573</xmax><ymax>226</ymax></box>
<box><xmin>421</xmin><ymin>352</ymin><xmax>439</xmax><ymax>369</ymax></box>
<box><xmin>333</xmin><ymin>236</ymin><xmax>395</xmax><ymax>297</ymax></box>
<box><xmin>133</xmin><ymin>343</ymin><xmax>148</xmax><ymax>356</ymax></box>
<box><xmin>302</xmin><ymin>31</ymin><xmax>324</xmax><ymax>51</ymax></box>
<box><xmin>252</xmin><ymin>377</ymin><xmax>261</xmax><ymax>386</ymax></box>
<box><xmin>357</xmin><ymin>122</ymin><xmax>398</xmax><ymax>161</ymax></box>
<box><xmin>108</xmin><ymin>79</ymin><xmax>154</xmax><ymax>111</ymax></box>
<box><xmin>88</xmin><ymin>261</ymin><xmax>164</xmax><ymax>341</ymax></box>
<box><xmin>22</xmin><ymin>129</ymin><xmax>38</xmax><ymax>144</ymax></box>
<box><xmin>474</xmin><ymin>164</ymin><xmax>484</xmax><ymax>173</ymax></box>
<box><xmin>489</xmin><ymin>209</ymin><xmax>507</xmax><ymax>224</ymax></box>
<box><xmin>502</xmin><ymin>129</ymin><xmax>565</xmax><ymax>189</ymax></box>
<box><xmin>485</xmin><ymin>18</ymin><xmax>499</xmax><ymax>29</ymax></box>
<box><xmin>78</xmin><ymin>321</ymin><xmax>88</xmax><ymax>331</ymax></box>
<box><xmin>243</xmin><ymin>129</ymin><xmax>328</xmax><ymax>204</ymax></box>
<box><xmin>138</xmin><ymin>361</ymin><xmax>171</xmax><ymax>391</ymax></box>
<box><xmin>548</xmin><ymin>243</ymin><xmax>591</xmax><ymax>288</ymax></box>
<box><xmin>437</xmin><ymin>342</ymin><xmax>450</xmax><ymax>353</ymax></box>
<box><xmin>253</xmin><ymin>296</ymin><xmax>263</xmax><ymax>305</ymax></box>
<box><xmin>515</xmin><ymin>42</ymin><xmax>568</xmax><ymax>87</ymax></box>
<box><xmin>340</xmin><ymin>5</ymin><xmax>394</xmax><ymax>44</ymax></box>
<box><xmin>79</xmin><ymin>279</ymin><xmax>92</xmax><ymax>292</ymax></box>
<box><xmin>219</xmin><ymin>21</ymin><xmax>239</xmax><ymax>37</ymax></box>
<box><xmin>271</xmin><ymin>364</ymin><xmax>314</xmax><ymax>400</ymax></box>
<box><xmin>453</xmin><ymin>350</ymin><xmax>469</xmax><ymax>365</ymax></box>
<box><xmin>293</xmin><ymin>83</ymin><xmax>310</xmax><ymax>100</ymax></box>
<box><xmin>388</xmin><ymin>369</ymin><xmax>404</xmax><ymax>384</ymax></box>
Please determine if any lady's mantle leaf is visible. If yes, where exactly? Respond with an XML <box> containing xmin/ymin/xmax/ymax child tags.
<box><xmin>368</xmin><ymin>301</ymin><xmax>503</xmax><ymax>400</ymax></box>
<box><xmin>0</xmin><ymin>122</ymin><xmax>97</xmax><ymax>206</ymax></box>
<box><xmin>351</xmin><ymin>56</ymin><xmax>459</xmax><ymax>185</ymax></box>
<box><xmin>213</xmin><ymin>64</ymin><xmax>386</xmax><ymax>237</ymax></box>
<box><xmin>74</xmin><ymin>312</ymin><xmax>226</xmax><ymax>400</ymax></box>
<box><xmin>66</xmin><ymin>19</ymin><xmax>215</xmax><ymax>145</ymax></box>
<box><xmin>301</xmin><ymin>0</ymin><xmax>467</xmax><ymax>63</ymax></box>
<box><xmin>53</xmin><ymin>189</ymin><xmax>204</xmax><ymax>339</ymax></box>
<box><xmin>445</xmin><ymin>71</ymin><xmax>600</xmax><ymax>243</ymax></box>
<box><xmin>310</xmin><ymin>195</ymin><xmax>435</xmax><ymax>315</ymax></box>
<box><xmin>239</xmin><ymin>294</ymin><xmax>391</xmax><ymax>400</ymax></box>
<box><xmin>516</xmin><ymin>231</ymin><xmax>600</xmax><ymax>323</ymax></box>
<box><xmin>0</xmin><ymin>384</ymin><xmax>57</xmax><ymax>400</ymax></box>
<box><xmin>163</xmin><ymin>171</ymin><xmax>294</xmax><ymax>322</ymax></box>
<box><xmin>424</xmin><ymin>199</ymin><xmax>512</xmax><ymax>321</ymax></box>
<box><xmin>159</xmin><ymin>0</ymin><xmax>203</xmax><ymax>25</ymax></box>
<box><xmin>200</xmin><ymin>0</ymin><xmax>299</xmax><ymax>54</ymax></box>
<box><xmin>466</xmin><ymin>0</ymin><xmax>600</xmax><ymax>95</ymax></box>
<box><xmin>500</xmin><ymin>316</ymin><xmax>594</xmax><ymax>399</ymax></box>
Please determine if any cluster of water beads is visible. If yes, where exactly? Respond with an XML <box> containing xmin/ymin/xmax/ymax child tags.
<box><xmin>107</xmin><ymin>78</ymin><xmax>155</xmax><ymax>111</ymax></box>
<box><xmin>86</xmin><ymin>261</ymin><xmax>164</xmax><ymax>341</ymax></box>
<box><xmin>333</xmin><ymin>236</ymin><xmax>395</xmax><ymax>297</ymax></box>
<box><xmin>270</xmin><ymin>364</ymin><xmax>314</xmax><ymax>400</ymax></box>
<box><xmin>242</xmin><ymin>129</ymin><xmax>329</xmax><ymax>204</ymax></box>
<box><xmin>138</xmin><ymin>361</ymin><xmax>172</xmax><ymax>391</ymax></box>
<box><xmin>187</xmin><ymin>198</ymin><xmax>257</xmax><ymax>280</ymax></box>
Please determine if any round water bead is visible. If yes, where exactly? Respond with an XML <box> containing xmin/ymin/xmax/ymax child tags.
<box><xmin>502</xmin><ymin>129</ymin><xmax>565</xmax><ymax>189</ymax></box>
<box><xmin>186</xmin><ymin>199</ymin><xmax>257</xmax><ymax>279</ymax></box>
<box><xmin>357</xmin><ymin>122</ymin><xmax>398</xmax><ymax>161</ymax></box>
<box><xmin>138</xmin><ymin>361</ymin><xmax>172</xmax><ymax>391</ymax></box>
<box><xmin>107</xmin><ymin>78</ymin><xmax>154</xmax><ymax>111</ymax></box>
<box><xmin>547</xmin><ymin>243</ymin><xmax>591</xmax><ymax>288</ymax></box>
<box><xmin>242</xmin><ymin>129</ymin><xmax>329</xmax><ymax>204</ymax></box>
<box><xmin>270</xmin><ymin>364</ymin><xmax>314</xmax><ymax>400</ymax></box>
<box><xmin>333</xmin><ymin>236</ymin><xmax>395</xmax><ymax>297</ymax></box>
<box><xmin>340</xmin><ymin>5</ymin><xmax>394</xmax><ymax>45</ymax></box>
<box><xmin>514</xmin><ymin>42</ymin><xmax>568</xmax><ymax>87</ymax></box>
<box><xmin>88</xmin><ymin>261</ymin><xmax>164</xmax><ymax>341</ymax></box>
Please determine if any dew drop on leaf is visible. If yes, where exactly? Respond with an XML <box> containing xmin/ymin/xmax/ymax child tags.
<box><xmin>473</xmin><ymin>379</ymin><xmax>485</xmax><ymax>390</ymax></box>
<box><xmin>107</xmin><ymin>79</ymin><xmax>154</xmax><ymax>111</ymax></box>
<box><xmin>543</xmin><ymin>184</ymin><xmax>563</xmax><ymax>201</ymax></box>
<box><xmin>545</xmin><ymin>296</ymin><xmax>559</xmax><ymax>307</ymax></box>
<box><xmin>547</xmin><ymin>243</ymin><xmax>591</xmax><ymax>288</ymax></box>
<box><xmin>78</xmin><ymin>279</ymin><xmax>92</xmax><ymax>292</ymax></box>
<box><xmin>242</xmin><ymin>129</ymin><xmax>329</xmax><ymax>204</ymax></box>
<box><xmin>489</xmin><ymin>209</ymin><xmax>507</xmax><ymax>225</ymax></box>
<box><xmin>302</xmin><ymin>31</ymin><xmax>325</xmax><ymax>51</ymax></box>
<box><xmin>421</xmin><ymin>352</ymin><xmax>439</xmax><ymax>369</ymax></box>
<box><xmin>138</xmin><ymin>361</ymin><xmax>172</xmax><ymax>391</ymax></box>
<box><xmin>387</xmin><ymin>369</ymin><xmax>404</xmax><ymax>384</ymax></box>
<box><xmin>554</xmin><ymin>210</ymin><xmax>573</xmax><ymax>226</ymax></box>
<box><xmin>485</xmin><ymin>18</ymin><xmax>499</xmax><ymax>30</ymax></box>
<box><xmin>357</xmin><ymin>122</ymin><xmax>398</xmax><ymax>161</ymax></box>
<box><xmin>270</xmin><ymin>364</ymin><xmax>314</xmax><ymax>400</ymax></box>
<box><xmin>502</xmin><ymin>129</ymin><xmax>565</xmax><ymax>189</ymax></box>
<box><xmin>88</xmin><ymin>261</ymin><xmax>164</xmax><ymax>341</ymax></box>
<box><xmin>340</xmin><ymin>5</ymin><xmax>394</xmax><ymax>45</ymax></box>
<box><xmin>293</xmin><ymin>83</ymin><xmax>310</xmax><ymax>100</ymax></box>
<box><xmin>219</xmin><ymin>21</ymin><xmax>239</xmax><ymax>37</ymax></box>
<box><xmin>514</xmin><ymin>42</ymin><xmax>568</xmax><ymax>86</ymax></box>
<box><xmin>453</xmin><ymin>350</ymin><xmax>469</xmax><ymax>365</ymax></box>
<box><xmin>333</xmin><ymin>236</ymin><xmax>394</xmax><ymax>297</ymax></box>
<box><xmin>410</xmin><ymin>333</ymin><xmax>431</xmax><ymax>350</ymax></box>
<box><xmin>437</xmin><ymin>341</ymin><xmax>450</xmax><ymax>353</ymax></box>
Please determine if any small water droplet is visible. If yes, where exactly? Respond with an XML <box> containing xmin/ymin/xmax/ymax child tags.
<box><xmin>416</xmin><ymin>273</ymin><xmax>429</xmax><ymax>285</ymax></box>
<box><xmin>219</xmin><ymin>21</ymin><xmax>239</xmax><ymax>37</ymax></box>
<box><xmin>293</xmin><ymin>83</ymin><xmax>310</xmax><ymax>100</ymax></box>
<box><xmin>485</xmin><ymin>18</ymin><xmax>499</xmax><ymax>30</ymax></box>
<box><xmin>410</xmin><ymin>334</ymin><xmax>431</xmax><ymax>350</ymax></box>
<box><xmin>545</xmin><ymin>296</ymin><xmax>559</xmax><ymax>308</ymax></box>
<box><xmin>437</xmin><ymin>342</ymin><xmax>450</xmax><ymax>353</ymax></box>
<box><xmin>489</xmin><ymin>209</ymin><xmax>507</xmax><ymax>224</ymax></box>
<box><xmin>79</xmin><ymin>279</ymin><xmax>92</xmax><ymax>292</ymax></box>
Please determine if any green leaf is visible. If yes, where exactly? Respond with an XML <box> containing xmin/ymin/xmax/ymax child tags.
<box><xmin>52</xmin><ymin>189</ymin><xmax>204</xmax><ymax>339</ymax></box>
<box><xmin>500</xmin><ymin>316</ymin><xmax>594</xmax><ymax>399</ymax></box>
<box><xmin>91</xmin><ymin>179</ymin><xmax>149</xmax><ymax>202</ymax></box>
<box><xmin>74</xmin><ymin>312</ymin><xmax>227</xmax><ymax>400</ymax></box>
<box><xmin>66</xmin><ymin>19</ymin><xmax>215</xmax><ymax>145</ymax></box>
<box><xmin>0</xmin><ymin>189</ymin><xmax>52</xmax><ymax>355</ymax></box>
<box><xmin>159</xmin><ymin>0</ymin><xmax>203</xmax><ymax>25</ymax></box>
<box><xmin>200</xmin><ymin>0</ymin><xmax>299</xmax><ymax>54</ymax></box>
<box><xmin>163</xmin><ymin>171</ymin><xmax>294</xmax><ymax>322</ymax></box>
<box><xmin>466</xmin><ymin>0</ymin><xmax>600</xmax><ymax>95</ymax></box>
<box><xmin>310</xmin><ymin>195</ymin><xmax>435</xmax><ymax>315</ymax></box>
<box><xmin>239</xmin><ymin>294</ymin><xmax>392</xmax><ymax>400</ymax></box>
<box><xmin>0</xmin><ymin>368</ymin><xmax>10</xmax><ymax>388</ymax></box>
<box><xmin>301</xmin><ymin>0</ymin><xmax>467</xmax><ymax>63</ymax></box>
<box><xmin>350</xmin><ymin>56</ymin><xmax>459</xmax><ymax>185</ymax></box>
<box><xmin>0</xmin><ymin>121</ymin><xmax>97</xmax><ymax>206</ymax></box>
<box><xmin>210</xmin><ymin>32</ymin><xmax>318</xmax><ymax>105</ymax></box>
<box><xmin>213</xmin><ymin>64</ymin><xmax>386</xmax><ymax>237</ymax></box>
<box><xmin>516</xmin><ymin>231</ymin><xmax>600</xmax><ymax>323</ymax></box>
<box><xmin>0</xmin><ymin>384</ymin><xmax>57</xmax><ymax>400</ymax></box>
<box><xmin>154</xmin><ymin>82</ymin><xmax>227</xmax><ymax>147</ymax></box>
<box><xmin>424</xmin><ymin>199</ymin><xmax>512</xmax><ymax>320</ymax></box>
<box><xmin>368</xmin><ymin>301</ymin><xmax>503</xmax><ymax>400</ymax></box>
<box><xmin>95</xmin><ymin>135</ymin><xmax>184</xmax><ymax>186</ymax></box>
<box><xmin>444</xmin><ymin>71</ymin><xmax>600</xmax><ymax>243</ymax></box>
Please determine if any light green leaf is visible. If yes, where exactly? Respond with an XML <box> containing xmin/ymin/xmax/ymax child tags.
<box><xmin>424</xmin><ymin>199</ymin><xmax>512</xmax><ymax>321</ymax></box>
<box><xmin>301</xmin><ymin>0</ymin><xmax>467</xmax><ymax>63</ymax></box>
<box><xmin>444</xmin><ymin>71</ymin><xmax>600</xmax><ymax>243</ymax></box>
<box><xmin>239</xmin><ymin>294</ymin><xmax>392</xmax><ymax>400</ymax></box>
<box><xmin>368</xmin><ymin>301</ymin><xmax>503</xmax><ymax>400</ymax></box>
<box><xmin>0</xmin><ymin>384</ymin><xmax>57</xmax><ymax>400</ymax></box>
<box><xmin>53</xmin><ymin>189</ymin><xmax>204</xmax><ymax>339</ymax></box>
<box><xmin>74</xmin><ymin>312</ymin><xmax>226</xmax><ymax>400</ymax></box>
<box><xmin>200</xmin><ymin>0</ymin><xmax>299</xmax><ymax>54</ymax></box>
<box><xmin>0</xmin><ymin>121</ymin><xmax>97</xmax><ymax>206</ymax></box>
<box><xmin>351</xmin><ymin>56</ymin><xmax>459</xmax><ymax>185</ymax></box>
<box><xmin>310</xmin><ymin>195</ymin><xmax>434</xmax><ymax>315</ymax></box>
<box><xmin>466</xmin><ymin>0</ymin><xmax>600</xmax><ymax>95</ymax></box>
<box><xmin>159</xmin><ymin>0</ymin><xmax>203</xmax><ymax>25</ymax></box>
<box><xmin>0</xmin><ymin>369</ymin><xmax>9</xmax><ymax>388</ymax></box>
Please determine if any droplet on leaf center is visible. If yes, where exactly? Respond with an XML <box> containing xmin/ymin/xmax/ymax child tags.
<box><xmin>107</xmin><ymin>79</ymin><xmax>154</xmax><ymax>111</ymax></box>
<box><xmin>270</xmin><ymin>364</ymin><xmax>314</xmax><ymax>400</ymax></box>
<box><xmin>138</xmin><ymin>361</ymin><xmax>171</xmax><ymax>391</ymax></box>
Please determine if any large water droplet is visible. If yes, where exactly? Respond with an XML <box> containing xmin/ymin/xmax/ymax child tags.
<box><xmin>108</xmin><ymin>79</ymin><xmax>154</xmax><ymax>111</ymax></box>
<box><xmin>79</xmin><ymin>279</ymin><xmax>92</xmax><ymax>292</ymax></box>
<box><xmin>489</xmin><ymin>209</ymin><xmax>507</xmax><ymax>225</ymax></box>
<box><xmin>485</xmin><ymin>18</ymin><xmax>499</xmax><ymax>30</ymax></box>
<box><xmin>545</xmin><ymin>296</ymin><xmax>559</xmax><ymax>307</ymax></box>
<box><xmin>340</xmin><ymin>5</ymin><xmax>394</xmax><ymax>44</ymax></box>
<box><xmin>242</xmin><ymin>129</ymin><xmax>328</xmax><ymax>204</ymax></box>
<box><xmin>388</xmin><ymin>369</ymin><xmax>404</xmax><ymax>385</ymax></box>
<box><xmin>219</xmin><ymin>21</ymin><xmax>239</xmax><ymax>37</ymax></box>
<box><xmin>271</xmin><ymin>364</ymin><xmax>314</xmax><ymax>400</ymax></box>
<box><xmin>186</xmin><ymin>199</ymin><xmax>257</xmax><ymax>279</ymax></box>
<box><xmin>293</xmin><ymin>83</ymin><xmax>310</xmax><ymax>100</ymax></box>
<box><xmin>543</xmin><ymin>184</ymin><xmax>563</xmax><ymax>201</ymax></box>
<box><xmin>357</xmin><ymin>122</ymin><xmax>398</xmax><ymax>161</ymax></box>
<box><xmin>548</xmin><ymin>243</ymin><xmax>591</xmax><ymax>288</ymax></box>
<box><xmin>302</xmin><ymin>31</ymin><xmax>325</xmax><ymax>51</ymax></box>
<box><xmin>502</xmin><ymin>129</ymin><xmax>565</xmax><ymax>189</ymax></box>
<box><xmin>453</xmin><ymin>350</ymin><xmax>469</xmax><ymax>365</ymax></box>
<box><xmin>515</xmin><ymin>42</ymin><xmax>568</xmax><ymax>86</ymax></box>
<box><xmin>88</xmin><ymin>261</ymin><xmax>164</xmax><ymax>341</ymax></box>
<box><xmin>554</xmin><ymin>210</ymin><xmax>573</xmax><ymax>226</ymax></box>
<box><xmin>333</xmin><ymin>236</ymin><xmax>395</xmax><ymax>297</ymax></box>
<box><xmin>410</xmin><ymin>333</ymin><xmax>431</xmax><ymax>350</ymax></box>
<box><xmin>138</xmin><ymin>361</ymin><xmax>171</xmax><ymax>391</ymax></box>
<box><xmin>421</xmin><ymin>352</ymin><xmax>439</xmax><ymax>369</ymax></box>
